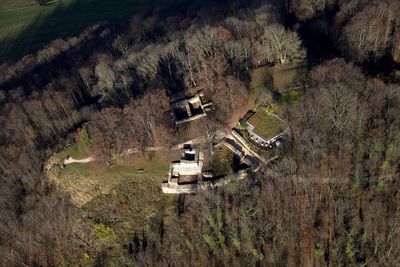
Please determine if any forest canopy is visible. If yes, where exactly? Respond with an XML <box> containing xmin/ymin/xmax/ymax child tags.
<box><xmin>0</xmin><ymin>0</ymin><xmax>399</xmax><ymax>266</ymax></box>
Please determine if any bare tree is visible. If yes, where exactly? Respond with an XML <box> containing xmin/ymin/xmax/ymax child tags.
<box><xmin>94</xmin><ymin>55</ymin><xmax>116</xmax><ymax>101</ymax></box>
<box><xmin>212</xmin><ymin>76</ymin><xmax>249</xmax><ymax>123</ymax></box>
<box><xmin>159</xmin><ymin>40</ymin><xmax>179</xmax><ymax>77</ymax></box>
<box><xmin>290</xmin><ymin>0</ymin><xmax>330</xmax><ymax>21</ymax></box>
<box><xmin>261</xmin><ymin>24</ymin><xmax>306</xmax><ymax>64</ymax></box>
<box><xmin>341</xmin><ymin>2</ymin><xmax>400</xmax><ymax>63</ymax></box>
<box><xmin>191</xmin><ymin>117</ymin><xmax>222</xmax><ymax>153</ymax></box>
<box><xmin>392</xmin><ymin>28</ymin><xmax>400</xmax><ymax>63</ymax></box>
<box><xmin>224</xmin><ymin>38</ymin><xmax>252</xmax><ymax>69</ymax></box>
<box><xmin>123</xmin><ymin>89</ymin><xmax>171</xmax><ymax>149</ymax></box>
<box><xmin>225</xmin><ymin>17</ymin><xmax>258</xmax><ymax>41</ymax></box>
<box><xmin>194</xmin><ymin>53</ymin><xmax>229</xmax><ymax>91</ymax></box>
<box><xmin>78</xmin><ymin>67</ymin><xmax>94</xmax><ymax>96</ymax></box>
<box><xmin>112</xmin><ymin>35</ymin><xmax>130</xmax><ymax>55</ymax></box>
<box><xmin>87</xmin><ymin>107</ymin><xmax>123</xmax><ymax>163</ymax></box>
<box><xmin>175</xmin><ymin>41</ymin><xmax>202</xmax><ymax>87</ymax></box>
<box><xmin>135</xmin><ymin>44</ymin><xmax>161</xmax><ymax>80</ymax></box>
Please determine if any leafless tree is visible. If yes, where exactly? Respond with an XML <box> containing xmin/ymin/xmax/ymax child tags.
<box><xmin>94</xmin><ymin>56</ymin><xmax>116</xmax><ymax>101</ymax></box>
<box><xmin>123</xmin><ymin>89</ymin><xmax>171</xmax><ymax>149</ymax></box>
<box><xmin>290</xmin><ymin>0</ymin><xmax>330</xmax><ymax>21</ymax></box>
<box><xmin>224</xmin><ymin>38</ymin><xmax>252</xmax><ymax>69</ymax></box>
<box><xmin>261</xmin><ymin>24</ymin><xmax>306</xmax><ymax>64</ymax></box>
<box><xmin>135</xmin><ymin>44</ymin><xmax>161</xmax><ymax>80</ymax></box>
<box><xmin>392</xmin><ymin>28</ymin><xmax>400</xmax><ymax>62</ymax></box>
<box><xmin>112</xmin><ymin>35</ymin><xmax>130</xmax><ymax>55</ymax></box>
<box><xmin>341</xmin><ymin>2</ymin><xmax>400</xmax><ymax>62</ymax></box>
<box><xmin>212</xmin><ymin>76</ymin><xmax>249</xmax><ymax>122</ymax></box>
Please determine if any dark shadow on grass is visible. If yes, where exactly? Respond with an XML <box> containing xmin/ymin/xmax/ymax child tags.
<box><xmin>39</xmin><ymin>0</ymin><xmax>59</xmax><ymax>7</ymax></box>
<box><xmin>0</xmin><ymin>0</ymin><xmax>179</xmax><ymax>63</ymax></box>
<box><xmin>0</xmin><ymin>0</ymin><xmax>225</xmax><ymax>92</ymax></box>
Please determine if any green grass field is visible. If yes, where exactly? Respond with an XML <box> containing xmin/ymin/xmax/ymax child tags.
<box><xmin>0</xmin><ymin>0</ymin><xmax>173</xmax><ymax>62</ymax></box>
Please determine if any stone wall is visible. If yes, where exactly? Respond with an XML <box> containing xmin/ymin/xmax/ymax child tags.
<box><xmin>161</xmin><ymin>170</ymin><xmax>249</xmax><ymax>194</ymax></box>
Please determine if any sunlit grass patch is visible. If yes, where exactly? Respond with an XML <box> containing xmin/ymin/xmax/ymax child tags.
<box><xmin>49</xmin><ymin>148</ymin><xmax>170</xmax><ymax>207</ymax></box>
<box><xmin>82</xmin><ymin>155</ymin><xmax>174</xmax><ymax>240</ymax></box>
<box><xmin>93</xmin><ymin>223</ymin><xmax>118</xmax><ymax>243</ymax></box>
<box><xmin>278</xmin><ymin>89</ymin><xmax>304</xmax><ymax>105</ymax></box>
<box><xmin>0</xmin><ymin>0</ymin><xmax>36</xmax><ymax>11</ymax></box>
<box><xmin>0</xmin><ymin>0</ymin><xmax>174</xmax><ymax>61</ymax></box>
<box><xmin>53</xmin><ymin>143</ymin><xmax>90</xmax><ymax>163</ymax></box>
<box><xmin>57</xmin><ymin>152</ymin><xmax>169</xmax><ymax>181</ymax></box>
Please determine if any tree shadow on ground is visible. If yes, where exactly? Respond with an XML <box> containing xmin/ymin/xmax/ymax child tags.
<box><xmin>38</xmin><ymin>0</ymin><xmax>58</xmax><ymax>6</ymax></box>
<box><xmin>0</xmin><ymin>0</ymin><xmax>176</xmax><ymax>63</ymax></box>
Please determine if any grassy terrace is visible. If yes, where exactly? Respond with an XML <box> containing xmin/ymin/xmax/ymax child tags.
<box><xmin>53</xmin><ymin>142</ymin><xmax>90</xmax><ymax>162</ymax></box>
<box><xmin>49</xmin><ymin>143</ymin><xmax>170</xmax><ymax>207</ymax></box>
<box><xmin>210</xmin><ymin>145</ymin><xmax>236</xmax><ymax>177</ymax></box>
<box><xmin>0</xmin><ymin>0</ymin><xmax>174</xmax><ymax>61</ymax></box>
<box><xmin>82</xmin><ymin>156</ymin><xmax>172</xmax><ymax>236</ymax></box>
<box><xmin>49</xmin><ymin>143</ymin><xmax>173</xmax><ymax>240</ymax></box>
<box><xmin>247</xmin><ymin>110</ymin><xmax>284</xmax><ymax>140</ymax></box>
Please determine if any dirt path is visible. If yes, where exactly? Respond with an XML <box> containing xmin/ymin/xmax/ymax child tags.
<box><xmin>64</xmin><ymin>156</ymin><xmax>95</xmax><ymax>165</ymax></box>
<box><xmin>59</xmin><ymin>136</ymin><xmax>206</xmax><ymax>167</ymax></box>
<box><xmin>121</xmin><ymin>136</ymin><xmax>206</xmax><ymax>156</ymax></box>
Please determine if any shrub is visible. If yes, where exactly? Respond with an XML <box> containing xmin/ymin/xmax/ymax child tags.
<box><xmin>93</xmin><ymin>223</ymin><xmax>117</xmax><ymax>243</ymax></box>
<box><xmin>81</xmin><ymin>128</ymin><xmax>90</xmax><ymax>146</ymax></box>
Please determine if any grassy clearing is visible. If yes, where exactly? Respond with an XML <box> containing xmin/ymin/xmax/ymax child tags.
<box><xmin>49</xmin><ymin>148</ymin><xmax>175</xmax><ymax>255</ymax></box>
<box><xmin>279</xmin><ymin>89</ymin><xmax>304</xmax><ymax>105</ymax></box>
<box><xmin>0</xmin><ymin>0</ymin><xmax>172</xmax><ymax>61</ymax></box>
<box><xmin>59</xmin><ymin>158</ymin><xmax>167</xmax><ymax>182</ymax></box>
<box><xmin>49</xmin><ymin>146</ymin><xmax>170</xmax><ymax>207</ymax></box>
<box><xmin>53</xmin><ymin>143</ymin><xmax>90</xmax><ymax>162</ymax></box>
<box><xmin>249</xmin><ymin>66</ymin><xmax>272</xmax><ymax>94</ymax></box>
<box><xmin>83</xmin><ymin>169</ymin><xmax>174</xmax><ymax>240</ymax></box>
<box><xmin>273</xmin><ymin>63</ymin><xmax>307</xmax><ymax>91</ymax></box>
<box><xmin>273</xmin><ymin>64</ymin><xmax>297</xmax><ymax>91</ymax></box>
<box><xmin>247</xmin><ymin>110</ymin><xmax>284</xmax><ymax>140</ymax></box>
<box><xmin>211</xmin><ymin>145</ymin><xmax>236</xmax><ymax>177</ymax></box>
<box><xmin>80</xmin><ymin>153</ymin><xmax>173</xmax><ymax>243</ymax></box>
<box><xmin>249</xmin><ymin>63</ymin><xmax>307</xmax><ymax>93</ymax></box>
<box><xmin>247</xmin><ymin>66</ymin><xmax>273</xmax><ymax>118</ymax></box>
<box><xmin>249</xmin><ymin>64</ymin><xmax>307</xmax><ymax>107</ymax></box>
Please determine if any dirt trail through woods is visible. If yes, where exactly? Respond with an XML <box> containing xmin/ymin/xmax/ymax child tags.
<box><xmin>64</xmin><ymin>157</ymin><xmax>95</xmax><ymax>165</ymax></box>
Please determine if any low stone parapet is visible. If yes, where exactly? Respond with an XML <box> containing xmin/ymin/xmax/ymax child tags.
<box><xmin>161</xmin><ymin>182</ymin><xmax>199</xmax><ymax>194</ymax></box>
